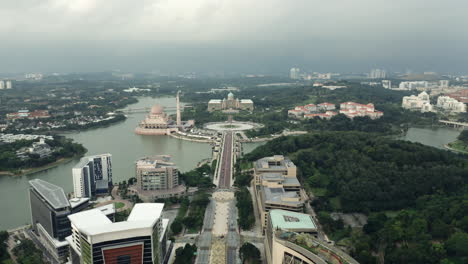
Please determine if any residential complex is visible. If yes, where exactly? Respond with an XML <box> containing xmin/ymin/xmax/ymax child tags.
<box><xmin>265</xmin><ymin>209</ymin><xmax>358</xmax><ymax>264</ymax></box>
<box><xmin>288</xmin><ymin>103</ymin><xmax>336</xmax><ymax>119</ymax></box>
<box><xmin>134</xmin><ymin>155</ymin><xmax>186</xmax><ymax>200</ymax></box>
<box><xmin>339</xmin><ymin>102</ymin><xmax>384</xmax><ymax>119</ymax></box>
<box><xmin>72</xmin><ymin>154</ymin><xmax>113</xmax><ymax>199</ymax></box>
<box><xmin>207</xmin><ymin>92</ymin><xmax>254</xmax><ymax>112</ymax></box>
<box><xmin>67</xmin><ymin>203</ymin><xmax>169</xmax><ymax>264</ymax></box>
<box><xmin>6</xmin><ymin>109</ymin><xmax>50</xmax><ymax>120</ymax></box>
<box><xmin>446</xmin><ymin>89</ymin><xmax>468</xmax><ymax>103</ymax></box>
<box><xmin>253</xmin><ymin>155</ymin><xmax>306</xmax><ymax>232</ymax></box>
<box><xmin>289</xmin><ymin>101</ymin><xmax>383</xmax><ymax>120</ymax></box>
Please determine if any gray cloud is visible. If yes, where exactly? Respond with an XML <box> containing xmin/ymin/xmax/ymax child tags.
<box><xmin>1</xmin><ymin>0</ymin><xmax>467</xmax><ymax>74</ymax></box>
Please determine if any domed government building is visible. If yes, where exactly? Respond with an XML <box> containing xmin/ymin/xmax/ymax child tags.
<box><xmin>207</xmin><ymin>92</ymin><xmax>254</xmax><ymax>112</ymax></box>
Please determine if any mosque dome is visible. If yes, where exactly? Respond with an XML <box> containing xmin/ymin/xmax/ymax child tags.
<box><xmin>228</xmin><ymin>92</ymin><xmax>234</xmax><ymax>99</ymax></box>
<box><xmin>151</xmin><ymin>105</ymin><xmax>164</xmax><ymax>115</ymax></box>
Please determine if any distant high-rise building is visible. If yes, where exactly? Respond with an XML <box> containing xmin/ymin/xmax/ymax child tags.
<box><xmin>382</xmin><ymin>80</ymin><xmax>392</xmax><ymax>89</ymax></box>
<box><xmin>0</xmin><ymin>81</ymin><xmax>4</xmax><ymax>90</ymax></box>
<box><xmin>290</xmin><ymin>68</ymin><xmax>301</xmax><ymax>79</ymax></box>
<box><xmin>440</xmin><ymin>80</ymin><xmax>450</xmax><ymax>88</ymax></box>
<box><xmin>72</xmin><ymin>154</ymin><xmax>112</xmax><ymax>198</ymax></box>
<box><xmin>5</xmin><ymin>80</ymin><xmax>12</xmax><ymax>89</ymax></box>
<box><xmin>67</xmin><ymin>203</ymin><xmax>169</xmax><ymax>264</ymax></box>
<box><xmin>369</xmin><ymin>69</ymin><xmax>387</xmax><ymax>79</ymax></box>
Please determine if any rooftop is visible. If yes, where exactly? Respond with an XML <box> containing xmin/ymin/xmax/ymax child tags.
<box><xmin>270</xmin><ymin>209</ymin><xmax>316</xmax><ymax>230</ymax></box>
<box><xmin>255</xmin><ymin>155</ymin><xmax>296</xmax><ymax>171</ymax></box>
<box><xmin>29</xmin><ymin>179</ymin><xmax>70</xmax><ymax>210</ymax></box>
<box><xmin>263</xmin><ymin>187</ymin><xmax>302</xmax><ymax>206</ymax></box>
<box><xmin>136</xmin><ymin>155</ymin><xmax>176</xmax><ymax>169</ymax></box>
<box><xmin>68</xmin><ymin>203</ymin><xmax>165</xmax><ymax>237</ymax></box>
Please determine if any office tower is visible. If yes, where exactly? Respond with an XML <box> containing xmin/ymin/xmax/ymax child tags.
<box><xmin>440</xmin><ymin>80</ymin><xmax>450</xmax><ymax>88</ymax></box>
<box><xmin>5</xmin><ymin>80</ymin><xmax>12</xmax><ymax>89</ymax></box>
<box><xmin>289</xmin><ymin>68</ymin><xmax>300</xmax><ymax>79</ymax></box>
<box><xmin>72</xmin><ymin>154</ymin><xmax>112</xmax><ymax>198</ymax></box>
<box><xmin>136</xmin><ymin>155</ymin><xmax>179</xmax><ymax>191</ymax></box>
<box><xmin>382</xmin><ymin>80</ymin><xmax>392</xmax><ymax>89</ymax></box>
<box><xmin>369</xmin><ymin>69</ymin><xmax>386</xmax><ymax>79</ymax></box>
<box><xmin>67</xmin><ymin>203</ymin><xmax>169</xmax><ymax>264</ymax></box>
<box><xmin>29</xmin><ymin>179</ymin><xmax>76</xmax><ymax>263</ymax></box>
<box><xmin>0</xmin><ymin>81</ymin><xmax>4</xmax><ymax>89</ymax></box>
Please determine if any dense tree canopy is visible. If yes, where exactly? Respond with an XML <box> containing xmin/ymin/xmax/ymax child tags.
<box><xmin>245</xmin><ymin>132</ymin><xmax>468</xmax><ymax>263</ymax></box>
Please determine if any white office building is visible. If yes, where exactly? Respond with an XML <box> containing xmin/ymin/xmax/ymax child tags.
<box><xmin>67</xmin><ymin>203</ymin><xmax>169</xmax><ymax>264</ymax></box>
<box><xmin>73</xmin><ymin>154</ymin><xmax>112</xmax><ymax>198</ymax></box>
<box><xmin>399</xmin><ymin>81</ymin><xmax>429</xmax><ymax>90</ymax></box>
<box><xmin>382</xmin><ymin>80</ymin><xmax>392</xmax><ymax>89</ymax></box>
<box><xmin>369</xmin><ymin>69</ymin><xmax>386</xmax><ymax>79</ymax></box>
<box><xmin>440</xmin><ymin>80</ymin><xmax>450</xmax><ymax>88</ymax></box>
<box><xmin>437</xmin><ymin>96</ymin><xmax>466</xmax><ymax>113</ymax></box>
<box><xmin>5</xmin><ymin>80</ymin><xmax>12</xmax><ymax>89</ymax></box>
<box><xmin>290</xmin><ymin>68</ymin><xmax>301</xmax><ymax>80</ymax></box>
<box><xmin>0</xmin><ymin>81</ymin><xmax>4</xmax><ymax>90</ymax></box>
<box><xmin>402</xmin><ymin>91</ymin><xmax>434</xmax><ymax>112</ymax></box>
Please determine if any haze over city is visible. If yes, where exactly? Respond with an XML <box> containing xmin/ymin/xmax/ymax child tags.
<box><xmin>2</xmin><ymin>0</ymin><xmax>468</xmax><ymax>73</ymax></box>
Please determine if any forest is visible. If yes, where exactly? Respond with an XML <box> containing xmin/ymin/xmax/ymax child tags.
<box><xmin>244</xmin><ymin>132</ymin><xmax>468</xmax><ymax>264</ymax></box>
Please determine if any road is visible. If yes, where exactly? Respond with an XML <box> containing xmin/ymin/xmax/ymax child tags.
<box><xmin>218</xmin><ymin>132</ymin><xmax>233</xmax><ymax>188</ymax></box>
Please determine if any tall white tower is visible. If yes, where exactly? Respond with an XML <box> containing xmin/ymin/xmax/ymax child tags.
<box><xmin>176</xmin><ymin>91</ymin><xmax>181</xmax><ymax>127</ymax></box>
<box><xmin>0</xmin><ymin>81</ymin><xmax>4</xmax><ymax>90</ymax></box>
<box><xmin>6</xmin><ymin>81</ymin><xmax>12</xmax><ymax>89</ymax></box>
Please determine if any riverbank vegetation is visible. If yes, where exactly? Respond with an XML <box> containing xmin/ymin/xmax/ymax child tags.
<box><xmin>245</xmin><ymin>132</ymin><xmax>468</xmax><ymax>264</ymax></box>
<box><xmin>0</xmin><ymin>136</ymin><xmax>86</xmax><ymax>175</ymax></box>
<box><xmin>447</xmin><ymin>130</ymin><xmax>468</xmax><ymax>153</ymax></box>
<box><xmin>0</xmin><ymin>231</ymin><xmax>10</xmax><ymax>263</ymax></box>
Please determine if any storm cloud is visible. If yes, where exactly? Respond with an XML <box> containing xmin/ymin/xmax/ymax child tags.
<box><xmin>1</xmin><ymin>0</ymin><xmax>467</xmax><ymax>74</ymax></box>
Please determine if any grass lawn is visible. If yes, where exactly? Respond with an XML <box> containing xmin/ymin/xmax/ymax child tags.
<box><xmin>114</xmin><ymin>202</ymin><xmax>125</xmax><ymax>209</ymax></box>
<box><xmin>187</xmin><ymin>227</ymin><xmax>200</xmax><ymax>234</ymax></box>
<box><xmin>240</xmin><ymin>161</ymin><xmax>253</xmax><ymax>170</ymax></box>
<box><xmin>448</xmin><ymin>140</ymin><xmax>468</xmax><ymax>153</ymax></box>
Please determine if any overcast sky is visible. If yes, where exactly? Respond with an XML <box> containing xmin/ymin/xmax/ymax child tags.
<box><xmin>1</xmin><ymin>0</ymin><xmax>467</xmax><ymax>74</ymax></box>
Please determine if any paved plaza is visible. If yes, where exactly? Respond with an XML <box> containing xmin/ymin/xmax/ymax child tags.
<box><xmin>204</xmin><ymin>121</ymin><xmax>262</xmax><ymax>131</ymax></box>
